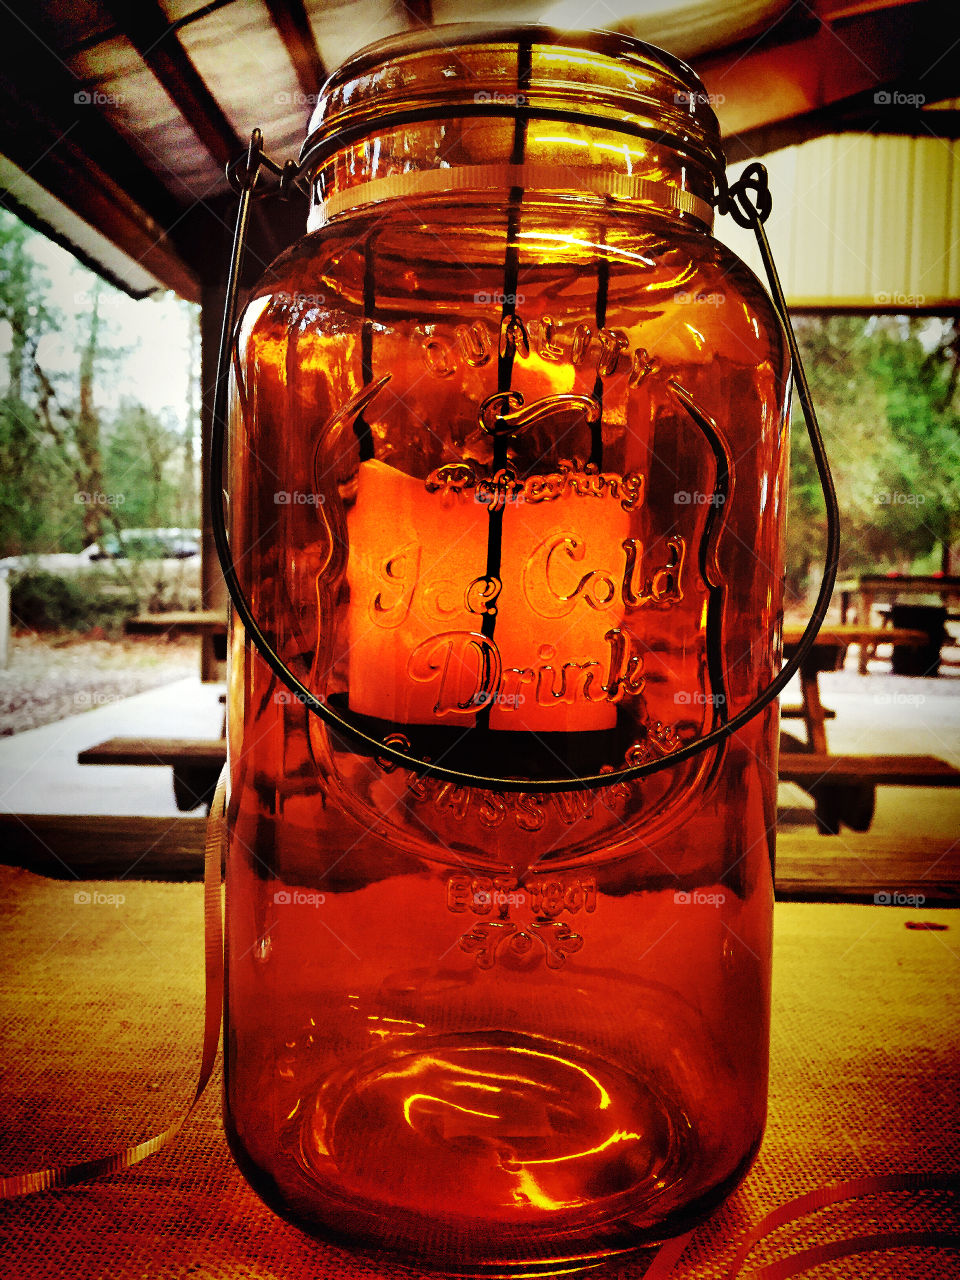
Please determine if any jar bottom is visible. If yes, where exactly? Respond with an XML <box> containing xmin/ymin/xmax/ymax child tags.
<box><xmin>298</xmin><ymin>1030</ymin><xmax>687</xmax><ymax>1220</ymax></box>
<box><xmin>227</xmin><ymin>1022</ymin><xmax>764</xmax><ymax>1274</ymax></box>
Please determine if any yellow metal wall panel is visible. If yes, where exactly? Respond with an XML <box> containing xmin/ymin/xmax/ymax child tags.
<box><xmin>910</xmin><ymin>140</ymin><xmax>948</xmax><ymax>304</ymax></box>
<box><xmin>953</xmin><ymin>145</ymin><xmax>959</xmax><ymax>301</ymax></box>
<box><xmin>715</xmin><ymin>134</ymin><xmax>960</xmax><ymax>309</ymax></box>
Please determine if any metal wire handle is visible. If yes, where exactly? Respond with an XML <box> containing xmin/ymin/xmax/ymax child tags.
<box><xmin>210</xmin><ymin>130</ymin><xmax>840</xmax><ymax>793</ymax></box>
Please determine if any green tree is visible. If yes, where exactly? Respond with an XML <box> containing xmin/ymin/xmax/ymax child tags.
<box><xmin>867</xmin><ymin>317</ymin><xmax>960</xmax><ymax>573</ymax></box>
<box><xmin>104</xmin><ymin>401</ymin><xmax>184</xmax><ymax>529</ymax></box>
<box><xmin>790</xmin><ymin>316</ymin><xmax>891</xmax><ymax>595</ymax></box>
<box><xmin>0</xmin><ymin>212</ymin><xmax>138</xmax><ymax>552</ymax></box>
<box><xmin>0</xmin><ymin>212</ymin><xmax>76</xmax><ymax>553</ymax></box>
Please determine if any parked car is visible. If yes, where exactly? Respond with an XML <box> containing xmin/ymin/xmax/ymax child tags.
<box><xmin>88</xmin><ymin>528</ymin><xmax>201</xmax><ymax>560</ymax></box>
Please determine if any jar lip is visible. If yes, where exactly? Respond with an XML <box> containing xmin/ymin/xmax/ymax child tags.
<box><xmin>320</xmin><ymin>22</ymin><xmax>704</xmax><ymax>93</ymax></box>
<box><xmin>300</xmin><ymin>22</ymin><xmax>725</xmax><ymax>184</ymax></box>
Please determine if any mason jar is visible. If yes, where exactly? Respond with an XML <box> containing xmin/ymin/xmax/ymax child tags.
<box><xmin>223</xmin><ymin>23</ymin><xmax>789</xmax><ymax>1275</ymax></box>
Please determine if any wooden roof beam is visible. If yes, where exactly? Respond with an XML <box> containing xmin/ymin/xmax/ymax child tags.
<box><xmin>0</xmin><ymin>13</ymin><xmax>201</xmax><ymax>300</ymax></box>
<box><xmin>263</xmin><ymin>0</ymin><xmax>328</xmax><ymax>101</ymax></box>
<box><xmin>99</xmin><ymin>0</ymin><xmax>242</xmax><ymax>171</ymax></box>
<box><xmin>696</xmin><ymin>0</ymin><xmax>959</xmax><ymax>159</ymax></box>
<box><xmin>99</xmin><ymin>0</ymin><xmax>283</xmax><ymax>262</ymax></box>
<box><xmin>399</xmin><ymin>0</ymin><xmax>435</xmax><ymax>27</ymax></box>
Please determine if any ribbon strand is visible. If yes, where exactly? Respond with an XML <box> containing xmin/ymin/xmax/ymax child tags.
<box><xmin>0</xmin><ymin>767</ymin><xmax>226</xmax><ymax>1199</ymax></box>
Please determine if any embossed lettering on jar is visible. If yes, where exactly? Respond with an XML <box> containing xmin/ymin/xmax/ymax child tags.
<box><xmin>224</xmin><ymin>22</ymin><xmax>788</xmax><ymax>1276</ymax></box>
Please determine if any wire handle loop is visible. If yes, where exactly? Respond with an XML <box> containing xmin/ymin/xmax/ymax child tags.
<box><xmin>716</xmin><ymin>161</ymin><xmax>774</xmax><ymax>228</ymax></box>
<box><xmin>210</xmin><ymin>134</ymin><xmax>840</xmax><ymax>793</ymax></box>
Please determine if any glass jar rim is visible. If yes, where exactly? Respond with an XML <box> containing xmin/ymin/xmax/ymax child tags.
<box><xmin>299</xmin><ymin>22</ymin><xmax>726</xmax><ymax>187</ymax></box>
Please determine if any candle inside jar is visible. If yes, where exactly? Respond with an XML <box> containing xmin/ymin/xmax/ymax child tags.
<box><xmin>345</xmin><ymin>458</ymin><xmax>651</xmax><ymax>733</ymax></box>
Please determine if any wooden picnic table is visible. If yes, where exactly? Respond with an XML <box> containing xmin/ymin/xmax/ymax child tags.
<box><xmin>4</xmin><ymin>815</ymin><xmax>959</xmax><ymax>904</ymax></box>
<box><xmin>125</xmin><ymin>609</ymin><xmax>227</xmax><ymax>636</ymax></box>
<box><xmin>779</xmin><ymin>623</ymin><xmax>960</xmax><ymax>832</ymax></box>
<box><xmin>858</xmin><ymin>573</ymin><xmax>960</xmax><ymax>617</ymax></box>
<box><xmin>125</xmin><ymin>609</ymin><xmax>228</xmax><ymax>665</ymax></box>
<box><xmin>856</xmin><ymin>574</ymin><xmax>960</xmax><ymax>672</ymax></box>
<box><xmin>781</xmin><ymin>623</ymin><xmax>926</xmax><ymax>752</ymax></box>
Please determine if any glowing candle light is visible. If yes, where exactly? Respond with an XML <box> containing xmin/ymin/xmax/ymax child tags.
<box><xmin>345</xmin><ymin>454</ymin><xmax>656</xmax><ymax>733</ymax></box>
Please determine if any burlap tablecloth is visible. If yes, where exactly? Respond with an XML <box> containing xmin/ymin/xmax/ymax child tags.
<box><xmin>0</xmin><ymin>866</ymin><xmax>957</xmax><ymax>1279</ymax></box>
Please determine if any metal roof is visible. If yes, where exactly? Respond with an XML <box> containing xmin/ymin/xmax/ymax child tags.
<box><xmin>1</xmin><ymin>0</ymin><xmax>957</xmax><ymax>303</ymax></box>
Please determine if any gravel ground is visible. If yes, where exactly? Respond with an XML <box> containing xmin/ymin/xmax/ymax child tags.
<box><xmin>0</xmin><ymin>633</ymin><xmax>199</xmax><ymax>736</ymax></box>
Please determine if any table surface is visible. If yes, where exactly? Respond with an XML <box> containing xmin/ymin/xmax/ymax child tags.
<box><xmin>782</xmin><ymin>623</ymin><xmax>927</xmax><ymax>648</ymax></box>
<box><xmin>0</xmin><ymin>868</ymin><xmax>957</xmax><ymax>1279</ymax></box>
<box><xmin>860</xmin><ymin>575</ymin><xmax>960</xmax><ymax>589</ymax></box>
<box><xmin>126</xmin><ymin>610</ymin><xmax>227</xmax><ymax>633</ymax></box>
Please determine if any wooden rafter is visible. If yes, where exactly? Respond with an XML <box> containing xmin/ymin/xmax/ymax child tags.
<box><xmin>98</xmin><ymin>0</ymin><xmax>282</xmax><ymax>261</ymax></box>
<box><xmin>696</xmin><ymin>0</ymin><xmax>960</xmax><ymax>155</ymax></box>
<box><xmin>67</xmin><ymin>0</ymin><xmax>240</xmax><ymax>58</ymax></box>
<box><xmin>263</xmin><ymin>0</ymin><xmax>328</xmax><ymax>101</ymax></box>
<box><xmin>0</xmin><ymin>8</ymin><xmax>201</xmax><ymax>299</ymax></box>
<box><xmin>99</xmin><ymin>0</ymin><xmax>242</xmax><ymax>171</ymax></box>
<box><xmin>399</xmin><ymin>0</ymin><xmax>434</xmax><ymax>27</ymax></box>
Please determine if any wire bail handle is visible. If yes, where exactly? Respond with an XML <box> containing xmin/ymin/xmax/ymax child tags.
<box><xmin>211</xmin><ymin>132</ymin><xmax>840</xmax><ymax>793</ymax></box>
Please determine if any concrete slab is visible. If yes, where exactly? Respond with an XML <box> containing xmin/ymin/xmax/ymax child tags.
<box><xmin>0</xmin><ymin>678</ymin><xmax>223</xmax><ymax>817</ymax></box>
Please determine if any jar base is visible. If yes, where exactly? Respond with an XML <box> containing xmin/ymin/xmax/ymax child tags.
<box><xmin>299</xmin><ymin>1030</ymin><xmax>684</xmax><ymax>1217</ymax></box>
<box><xmin>227</xmin><ymin>1112</ymin><xmax>763</xmax><ymax>1277</ymax></box>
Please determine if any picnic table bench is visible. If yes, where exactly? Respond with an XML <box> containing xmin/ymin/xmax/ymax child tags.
<box><xmin>125</xmin><ymin>609</ymin><xmax>227</xmax><ymax>662</ymax></box>
<box><xmin>77</xmin><ymin>737</ymin><xmax>226</xmax><ymax>811</ymax></box>
<box><xmin>4</xmin><ymin>813</ymin><xmax>959</xmax><ymax>905</ymax></box>
<box><xmin>77</xmin><ymin>621</ymin><xmax>960</xmax><ymax>833</ymax></box>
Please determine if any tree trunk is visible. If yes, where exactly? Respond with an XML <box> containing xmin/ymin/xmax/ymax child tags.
<box><xmin>76</xmin><ymin>287</ymin><xmax>106</xmax><ymax>545</ymax></box>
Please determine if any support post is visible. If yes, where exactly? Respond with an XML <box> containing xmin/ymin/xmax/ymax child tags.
<box><xmin>199</xmin><ymin>281</ymin><xmax>228</xmax><ymax>682</ymax></box>
<box><xmin>0</xmin><ymin>567</ymin><xmax>10</xmax><ymax>670</ymax></box>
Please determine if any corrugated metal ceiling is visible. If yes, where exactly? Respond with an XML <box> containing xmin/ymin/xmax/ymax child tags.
<box><xmin>718</xmin><ymin>132</ymin><xmax>960</xmax><ymax>309</ymax></box>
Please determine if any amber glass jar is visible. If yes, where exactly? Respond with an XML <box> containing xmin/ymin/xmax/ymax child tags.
<box><xmin>224</xmin><ymin>23</ymin><xmax>788</xmax><ymax>1275</ymax></box>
